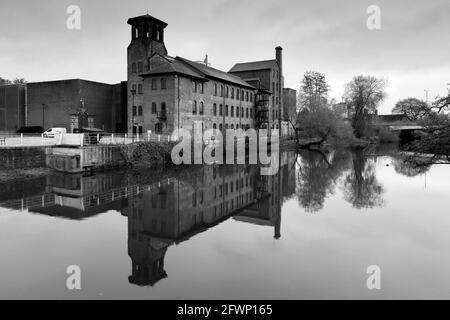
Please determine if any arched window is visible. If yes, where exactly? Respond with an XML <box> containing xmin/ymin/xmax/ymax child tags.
<box><xmin>151</xmin><ymin>24</ymin><xmax>157</xmax><ymax>39</ymax></box>
<box><xmin>236</xmin><ymin>89</ymin><xmax>239</xmax><ymax>100</ymax></box>
<box><xmin>236</xmin><ymin>107</ymin><xmax>239</xmax><ymax>117</ymax></box>
<box><xmin>219</xmin><ymin>123</ymin><xmax>223</xmax><ymax>131</ymax></box>
<box><xmin>200</xmin><ymin>102</ymin><xmax>204</xmax><ymax>114</ymax></box>
<box><xmin>219</xmin><ymin>104</ymin><xmax>223</xmax><ymax>116</ymax></box>
<box><xmin>231</xmin><ymin>106</ymin><xmax>234</xmax><ymax>117</ymax></box>
<box><xmin>220</xmin><ymin>85</ymin><xmax>223</xmax><ymax>97</ymax></box>
<box><xmin>143</xmin><ymin>24</ymin><xmax>150</xmax><ymax>38</ymax></box>
<box><xmin>225</xmin><ymin>123</ymin><xmax>229</xmax><ymax>129</ymax></box>
<box><xmin>132</xmin><ymin>63</ymin><xmax>137</xmax><ymax>73</ymax></box>
<box><xmin>214</xmin><ymin>83</ymin><xmax>217</xmax><ymax>96</ymax></box>
<box><xmin>246</xmin><ymin>108</ymin><xmax>249</xmax><ymax>118</ymax></box>
<box><xmin>231</xmin><ymin>88</ymin><xmax>234</xmax><ymax>99</ymax></box>
<box><xmin>213</xmin><ymin>123</ymin><xmax>217</xmax><ymax>129</ymax></box>
<box><xmin>213</xmin><ymin>103</ymin><xmax>217</xmax><ymax>116</ymax></box>
<box><xmin>231</xmin><ymin>124</ymin><xmax>234</xmax><ymax>129</ymax></box>
<box><xmin>193</xmin><ymin>100</ymin><xmax>197</xmax><ymax>114</ymax></box>
<box><xmin>236</xmin><ymin>124</ymin><xmax>239</xmax><ymax>129</ymax></box>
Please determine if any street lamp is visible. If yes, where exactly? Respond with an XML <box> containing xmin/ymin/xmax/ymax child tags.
<box><xmin>42</xmin><ymin>104</ymin><xmax>46</xmax><ymax>129</ymax></box>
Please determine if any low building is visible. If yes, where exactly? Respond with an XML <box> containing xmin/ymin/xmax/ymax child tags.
<box><xmin>0</xmin><ymin>84</ymin><xmax>26</xmax><ymax>133</ymax></box>
<box><xmin>26</xmin><ymin>79</ymin><xmax>127</xmax><ymax>133</ymax></box>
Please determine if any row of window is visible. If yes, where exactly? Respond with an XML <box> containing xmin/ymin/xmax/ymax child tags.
<box><xmin>194</xmin><ymin>101</ymin><xmax>256</xmax><ymax>118</ymax></box>
<box><xmin>192</xmin><ymin>80</ymin><xmax>254</xmax><ymax>102</ymax></box>
<box><xmin>132</xmin><ymin>102</ymin><xmax>167</xmax><ymax>116</ymax></box>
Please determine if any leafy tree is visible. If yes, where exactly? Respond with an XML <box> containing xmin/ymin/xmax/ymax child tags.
<box><xmin>392</xmin><ymin>98</ymin><xmax>429</xmax><ymax>121</ymax></box>
<box><xmin>298</xmin><ymin>71</ymin><xmax>329</xmax><ymax>112</ymax></box>
<box><xmin>343</xmin><ymin>75</ymin><xmax>387</xmax><ymax>138</ymax></box>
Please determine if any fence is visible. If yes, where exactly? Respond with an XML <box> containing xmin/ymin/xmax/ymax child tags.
<box><xmin>81</xmin><ymin>132</ymin><xmax>176</xmax><ymax>146</ymax></box>
<box><xmin>0</xmin><ymin>133</ymin><xmax>58</xmax><ymax>147</ymax></box>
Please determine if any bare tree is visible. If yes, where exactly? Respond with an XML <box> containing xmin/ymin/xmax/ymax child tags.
<box><xmin>298</xmin><ymin>71</ymin><xmax>329</xmax><ymax>112</ymax></box>
<box><xmin>392</xmin><ymin>98</ymin><xmax>429</xmax><ymax>121</ymax></box>
<box><xmin>343</xmin><ymin>75</ymin><xmax>387</xmax><ymax>138</ymax></box>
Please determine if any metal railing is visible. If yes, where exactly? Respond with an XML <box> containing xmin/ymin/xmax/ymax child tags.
<box><xmin>0</xmin><ymin>133</ymin><xmax>58</xmax><ymax>147</ymax></box>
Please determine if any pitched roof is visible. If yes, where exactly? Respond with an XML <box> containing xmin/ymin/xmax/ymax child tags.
<box><xmin>229</xmin><ymin>59</ymin><xmax>278</xmax><ymax>73</ymax></box>
<box><xmin>139</xmin><ymin>55</ymin><xmax>207</xmax><ymax>81</ymax></box>
<box><xmin>127</xmin><ymin>14</ymin><xmax>168</xmax><ymax>27</ymax></box>
<box><xmin>176</xmin><ymin>57</ymin><xmax>255</xmax><ymax>88</ymax></box>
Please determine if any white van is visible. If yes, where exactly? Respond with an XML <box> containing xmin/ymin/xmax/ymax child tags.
<box><xmin>43</xmin><ymin>128</ymin><xmax>67</xmax><ymax>138</ymax></box>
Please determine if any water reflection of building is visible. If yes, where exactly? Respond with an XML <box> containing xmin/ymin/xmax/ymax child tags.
<box><xmin>0</xmin><ymin>151</ymin><xmax>296</xmax><ymax>286</ymax></box>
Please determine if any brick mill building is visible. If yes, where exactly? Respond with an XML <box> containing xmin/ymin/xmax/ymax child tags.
<box><xmin>127</xmin><ymin>14</ymin><xmax>285</xmax><ymax>136</ymax></box>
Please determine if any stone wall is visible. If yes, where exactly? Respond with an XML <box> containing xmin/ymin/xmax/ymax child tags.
<box><xmin>0</xmin><ymin>146</ymin><xmax>47</xmax><ymax>170</ymax></box>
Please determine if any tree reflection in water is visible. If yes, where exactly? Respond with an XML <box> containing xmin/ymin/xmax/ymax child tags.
<box><xmin>295</xmin><ymin>149</ymin><xmax>352</xmax><ymax>212</ymax></box>
<box><xmin>342</xmin><ymin>148</ymin><xmax>384</xmax><ymax>209</ymax></box>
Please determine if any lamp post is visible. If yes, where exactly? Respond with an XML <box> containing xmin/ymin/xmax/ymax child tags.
<box><xmin>42</xmin><ymin>104</ymin><xmax>46</xmax><ymax>129</ymax></box>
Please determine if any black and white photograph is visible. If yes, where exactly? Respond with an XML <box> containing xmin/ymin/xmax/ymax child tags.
<box><xmin>1</xmin><ymin>0</ymin><xmax>450</xmax><ymax>309</ymax></box>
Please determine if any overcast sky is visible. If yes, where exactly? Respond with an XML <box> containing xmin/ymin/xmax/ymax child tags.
<box><xmin>1</xmin><ymin>0</ymin><xmax>449</xmax><ymax>113</ymax></box>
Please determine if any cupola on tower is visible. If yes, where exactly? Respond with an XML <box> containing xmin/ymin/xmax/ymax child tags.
<box><xmin>127</xmin><ymin>14</ymin><xmax>168</xmax><ymax>134</ymax></box>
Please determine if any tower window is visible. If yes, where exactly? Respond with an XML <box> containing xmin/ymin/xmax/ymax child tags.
<box><xmin>152</xmin><ymin>102</ymin><xmax>157</xmax><ymax>114</ymax></box>
<box><xmin>161</xmin><ymin>78</ymin><xmax>167</xmax><ymax>90</ymax></box>
<box><xmin>152</xmin><ymin>79</ymin><xmax>157</xmax><ymax>90</ymax></box>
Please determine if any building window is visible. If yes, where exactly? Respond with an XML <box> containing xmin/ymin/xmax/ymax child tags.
<box><xmin>246</xmin><ymin>108</ymin><xmax>249</xmax><ymax>118</ymax></box>
<box><xmin>131</xmin><ymin>84</ymin><xmax>137</xmax><ymax>93</ymax></box>
<box><xmin>226</xmin><ymin>86</ymin><xmax>229</xmax><ymax>98</ymax></box>
<box><xmin>161</xmin><ymin>78</ymin><xmax>167</xmax><ymax>90</ymax></box>
<box><xmin>219</xmin><ymin>123</ymin><xmax>223</xmax><ymax>131</ymax></box>
<box><xmin>236</xmin><ymin>89</ymin><xmax>239</xmax><ymax>100</ymax></box>
<box><xmin>231</xmin><ymin>88</ymin><xmax>234</xmax><ymax>99</ymax></box>
<box><xmin>152</xmin><ymin>79</ymin><xmax>157</xmax><ymax>90</ymax></box>
<box><xmin>231</xmin><ymin>124</ymin><xmax>234</xmax><ymax>129</ymax></box>
<box><xmin>219</xmin><ymin>104</ymin><xmax>223</xmax><ymax>116</ymax></box>
<box><xmin>231</xmin><ymin>106</ymin><xmax>234</xmax><ymax>117</ymax></box>
<box><xmin>225</xmin><ymin>123</ymin><xmax>229</xmax><ymax>129</ymax></box>
<box><xmin>199</xmin><ymin>102</ymin><xmax>204</xmax><ymax>115</ymax></box>
<box><xmin>138</xmin><ymin>84</ymin><xmax>143</xmax><ymax>94</ymax></box>
<box><xmin>193</xmin><ymin>81</ymin><xmax>197</xmax><ymax>93</ymax></box>
<box><xmin>250</xmin><ymin>108</ymin><xmax>253</xmax><ymax>118</ymax></box>
<box><xmin>201</xmin><ymin>83</ymin><xmax>204</xmax><ymax>94</ymax></box>
<box><xmin>138</xmin><ymin>105</ymin><xmax>143</xmax><ymax>116</ymax></box>
<box><xmin>152</xmin><ymin>102</ymin><xmax>157</xmax><ymax>114</ymax></box>
<box><xmin>220</xmin><ymin>85</ymin><xmax>223</xmax><ymax>97</ymax></box>
<box><xmin>246</xmin><ymin>91</ymin><xmax>249</xmax><ymax>101</ymax></box>
<box><xmin>213</xmin><ymin>123</ymin><xmax>217</xmax><ymax>129</ymax></box>
<box><xmin>213</xmin><ymin>103</ymin><xmax>217</xmax><ymax>116</ymax></box>
<box><xmin>236</xmin><ymin>124</ymin><xmax>239</xmax><ymax>129</ymax></box>
<box><xmin>131</xmin><ymin>63</ymin><xmax>137</xmax><ymax>73</ymax></box>
<box><xmin>250</xmin><ymin>93</ymin><xmax>253</xmax><ymax>102</ymax></box>
<box><xmin>193</xmin><ymin>100</ymin><xmax>197</xmax><ymax>114</ymax></box>
<box><xmin>236</xmin><ymin>106</ymin><xmax>239</xmax><ymax>117</ymax></box>
<box><xmin>214</xmin><ymin>83</ymin><xmax>217</xmax><ymax>96</ymax></box>
<box><xmin>226</xmin><ymin>105</ymin><xmax>229</xmax><ymax>117</ymax></box>
<box><xmin>138</xmin><ymin>62</ymin><xmax>143</xmax><ymax>73</ymax></box>
<box><xmin>241</xmin><ymin>107</ymin><xmax>244</xmax><ymax>117</ymax></box>
<box><xmin>241</xmin><ymin>90</ymin><xmax>244</xmax><ymax>100</ymax></box>
<box><xmin>132</xmin><ymin>105</ymin><xmax>137</xmax><ymax>116</ymax></box>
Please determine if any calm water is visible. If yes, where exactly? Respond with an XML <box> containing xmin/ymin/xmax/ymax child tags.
<box><xmin>1</xmin><ymin>145</ymin><xmax>450</xmax><ymax>299</ymax></box>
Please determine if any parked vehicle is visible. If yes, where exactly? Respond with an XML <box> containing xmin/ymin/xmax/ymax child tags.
<box><xmin>43</xmin><ymin>128</ymin><xmax>67</xmax><ymax>138</ymax></box>
<box><xmin>16</xmin><ymin>126</ymin><xmax>44</xmax><ymax>134</ymax></box>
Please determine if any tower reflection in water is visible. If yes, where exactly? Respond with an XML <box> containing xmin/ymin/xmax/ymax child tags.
<box><xmin>0</xmin><ymin>151</ymin><xmax>296</xmax><ymax>287</ymax></box>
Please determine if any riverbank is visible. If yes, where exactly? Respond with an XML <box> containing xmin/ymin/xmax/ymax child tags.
<box><xmin>0</xmin><ymin>167</ymin><xmax>51</xmax><ymax>183</ymax></box>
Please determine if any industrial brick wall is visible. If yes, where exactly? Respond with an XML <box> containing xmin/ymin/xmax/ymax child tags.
<box><xmin>0</xmin><ymin>147</ymin><xmax>47</xmax><ymax>170</ymax></box>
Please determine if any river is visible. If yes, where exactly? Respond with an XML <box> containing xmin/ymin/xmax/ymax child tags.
<box><xmin>1</xmin><ymin>144</ymin><xmax>450</xmax><ymax>299</ymax></box>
